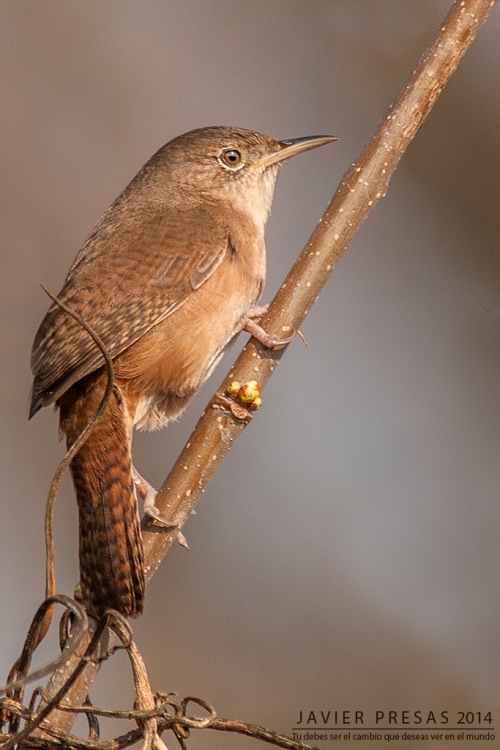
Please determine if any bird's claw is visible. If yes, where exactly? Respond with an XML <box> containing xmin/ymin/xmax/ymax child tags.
<box><xmin>133</xmin><ymin>467</ymin><xmax>174</xmax><ymax>528</ymax></box>
<box><xmin>143</xmin><ymin>501</ymin><xmax>177</xmax><ymax>529</ymax></box>
<box><xmin>133</xmin><ymin>467</ymin><xmax>190</xmax><ymax>548</ymax></box>
<box><xmin>144</xmin><ymin>502</ymin><xmax>188</xmax><ymax>550</ymax></box>
<box><xmin>240</xmin><ymin>305</ymin><xmax>299</xmax><ymax>348</ymax></box>
<box><xmin>241</xmin><ymin>316</ymin><xmax>294</xmax><ymax>348</ymax></box>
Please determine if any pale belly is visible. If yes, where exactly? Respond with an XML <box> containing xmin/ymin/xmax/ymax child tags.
<box><xmin>115</xmin><ymin>254</ymin><xmax>264</xmax><ymax>430</ymax></box>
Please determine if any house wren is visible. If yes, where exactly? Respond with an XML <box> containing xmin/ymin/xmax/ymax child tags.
<box><xmin>30</xmin><ymin>126</ymin><xmax>336</xmax><ymax>618</ymax></box>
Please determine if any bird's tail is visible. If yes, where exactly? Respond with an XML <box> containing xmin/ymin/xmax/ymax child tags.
<box><xmin>59</xmin><ymin>378</ymin><xmax>145</xmax><ymax>618</ymax></box>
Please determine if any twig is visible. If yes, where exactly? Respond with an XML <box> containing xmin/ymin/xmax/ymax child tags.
<box><xmin>2</xmin><ymin>613</ymin><xmax>112</xmax><ymax>750</ymax></box>
<box><xmin>108</xmin><ymin>615</ymin><xmax>167</xmax><ymax>750</ymax></box>
<box><xmin>206</xmin><ymin>718</ymin><xmax>319</xmax><ymax>750</ymax></box>
<box><xmin>40</xmin><ymin>285</ymin><xmax>116</xmax><ymax>614</ymax></box>
<box><xmin>13</xmin><ymin>697</ymin><xmax>319</xmax><ymax>750</ymax></box>
<box><xmin>1</xmin><ymin>596</ymin><xmax>88</xmax><ymax>742</ymax></box>
<box><xmin>4</xmin><ymin>290</ymin><xmax>118</xmax><ymax>739</ymax></box>
<box><xmin>1</xmin><ymin>597</ymin><xmax>88</xmax><ymax>697</ymax></box>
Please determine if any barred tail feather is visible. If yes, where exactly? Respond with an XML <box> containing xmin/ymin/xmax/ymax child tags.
<box><xmin>60</xmin><ymin>381</ymin><xmax>145</xmax><ymax>618</ymax></box>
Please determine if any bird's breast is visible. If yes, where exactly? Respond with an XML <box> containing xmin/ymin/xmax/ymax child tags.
<box><xmin>115</xmin><ymin>245</ymin><xmax>265</xmax><ymax>430</ymax></box>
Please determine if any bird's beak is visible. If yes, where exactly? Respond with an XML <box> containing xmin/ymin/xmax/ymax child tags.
<box><xmin>250</xmin><ymin>134</ymin><xmax>338</xmax><ymax>169</ymax></box>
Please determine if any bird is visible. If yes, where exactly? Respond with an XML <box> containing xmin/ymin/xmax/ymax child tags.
<box><xmin>30</xmin><ymin>126</ymin><xmax>336</xmax><ymax>618</ymax></box>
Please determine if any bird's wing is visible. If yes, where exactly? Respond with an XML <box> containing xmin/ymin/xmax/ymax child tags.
<box><xmin>30</xmin><ymin>207</ymin><xmax>230</xmax><ymax>413</ymax></box>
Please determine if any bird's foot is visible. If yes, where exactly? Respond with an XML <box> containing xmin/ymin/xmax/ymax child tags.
<box><xmin>241</xmin><ymin>304</ymin><xmax>304</xmax><ymax>347</ymax></box>
<box><xmin>133</xmin><ymin>468</ymin><xmax>190</xmax><ymax>548</ymax></box>
<box><xmin>245</xmin><ymin>304</ymin><xmax>269</xmax><ymax>319</ymax></box>
<box><xmin>133</xmin><ymin>467</ymin><xmax>165</xmax><ymax>521</ymax></box>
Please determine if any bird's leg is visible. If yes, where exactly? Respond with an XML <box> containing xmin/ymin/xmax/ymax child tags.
<box><xmin>133</xmin><ymin>467</ymin><xmax>189</xmax><ymax>548</ymax></box>
<box><xmin>245</xmin><ymin>304</ymin><xmax>269</xmax><ymax>318</ymax></box>
<box><xmin>132</xmin><ymin>467</ymin><xmax>165</xmax><ymax>523</ymax></box>
<box><xmin>240</xmin><ymin>304</ymin><xmax>296</xmax><ymax>347</ymax></box>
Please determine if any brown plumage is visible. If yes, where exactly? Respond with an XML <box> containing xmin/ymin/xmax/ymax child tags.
<box><xmin>30</xmin><ymin>126</ymin><xmax>336</xmax><ymax>618</ymax></box>
<box><xmin>58</xmin><ymin>379</ymin><xmax>144</xmax><ymax>616</ymax></box>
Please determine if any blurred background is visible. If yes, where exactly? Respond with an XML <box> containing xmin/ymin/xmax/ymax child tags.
<box><xmin>1</xmin><ymin>2</ymin><xmax>499</xmax><ymax>748</ymax></box>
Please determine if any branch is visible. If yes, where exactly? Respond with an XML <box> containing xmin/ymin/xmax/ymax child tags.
<box><xmin>16</xmin><ymin>697</ymin><xmax>320</xmax><ymax>750</ymax></box>
<box><xmin>141</xmin><ymin>0</ymin><xmax>498</xmax><ymax>573</ymax></box>
<box><xmin>7</xmin><ymin>639</ymin><xmax>320</xmax><ymax>750</ymax></box>
<box><xmin>26</xmin><ymin>0</ymin><xmax>497</xmax><ymax>739</ymax></box>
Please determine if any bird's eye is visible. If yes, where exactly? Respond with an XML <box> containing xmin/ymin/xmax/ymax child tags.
<box><xmin>218</xmin><ymin>148</ymin><xmax>243</xmax><ymax>169</ymax></box>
